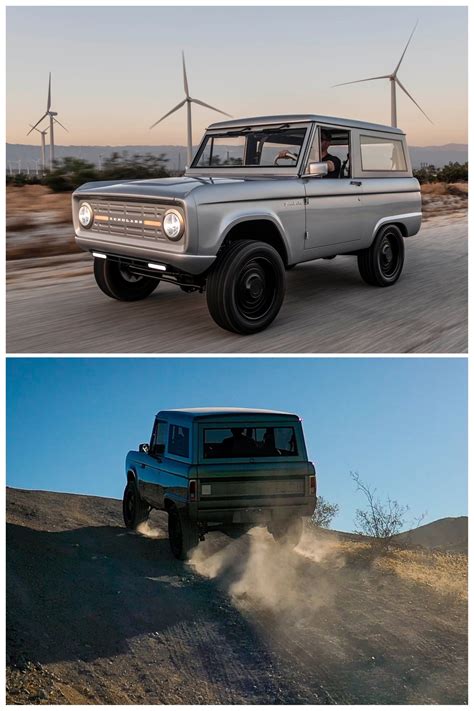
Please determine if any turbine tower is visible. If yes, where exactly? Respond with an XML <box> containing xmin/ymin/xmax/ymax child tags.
<box><xmin>29</xmin><ymin>124</ymin><xmax>49</xmax><ymax>174</ymax></box>
<box><xmin>150</xmin><ymin>52</ymin><xmax>232</xmax><ymax>167</ymax></box>
<box><xmin>27</xmin><ymin>73</ymin><xmax>69</xmax><ymax>170</ymax></box>
<box><xmin>333</xmin><ymin>22</ymin><xmax>432</xmax><ymax>127</ymax></box>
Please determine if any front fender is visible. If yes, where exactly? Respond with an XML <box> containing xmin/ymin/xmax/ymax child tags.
<box><xmin>216</xmin><ymin>210</ymin><xmax>294</xmax><ymax>262</ymax></box>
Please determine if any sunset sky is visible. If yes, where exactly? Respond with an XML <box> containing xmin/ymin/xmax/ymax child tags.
<box><xmin>6</xmin><ymin>6</ymin><xmax>467</xmax><ymax>148</ymax></box>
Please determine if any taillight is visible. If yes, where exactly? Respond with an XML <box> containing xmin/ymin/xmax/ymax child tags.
<box><xmin>309</xmin><ymin>475</ymin><xmax>316</xmax><ymax>496</ymax></box>
<box><xmin>189</xmin><ymin>479</ymin><xmax>197</xmax><ymax>502</ymax></box>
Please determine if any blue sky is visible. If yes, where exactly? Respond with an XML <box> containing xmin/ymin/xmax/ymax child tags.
<box><xmin>6</xmin><ymin>357</ymin><xmax>467</xmax><ymax>532</ymax></box>
<box><xmin>6</xmin><ymin>6</ymin><xmax>467</xmax><ymax>147</ymax></box>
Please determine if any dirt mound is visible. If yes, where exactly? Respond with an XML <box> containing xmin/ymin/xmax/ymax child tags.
<box><xmin>6</xmin><ymin>487</ymin><xmax>467</xmax><ymax>704</ymax></box>
<box><xmin>394</xmin><ymin>516</ymin><xmax>467</xmax><ymax>553</ymax></box>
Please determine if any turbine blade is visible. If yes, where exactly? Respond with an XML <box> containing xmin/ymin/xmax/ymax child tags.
<box><xmin>47</xmin><ymin>72</ymin><xmax>51</xmax><ymax>111</ymax></box>
<box><xmin>149</xmin><ymin>99</ymin><xmax>187</xmax><ymax>129</ymax></box>
<box><xmin>54</xmin><ymin>117</ymin><xmax>69</xmax><ymax>132</ymax></box>
<box><xmin>396</xmin><ymin>78</ymin><xmax>433</xmax><ymax>123</ymax></box>
<box><xmin>332</xmin><ymin>75</ymin><xmax>390</xmax><ymax>88</ymax></box>
<box><xmin>394</xmin><ymin>20</ymin><xmax>418</xmax><ymax>75</ymax></box>
<box><xmin>182</xmin><ymin>51</ymin><xmax>190</xmax><ymax>98</ymax></box>
<box><xmin>27</xmin><ymin>113</ymin><xmax>48</xmax><ymax>134</ymax></box>
<box><xmin>191</xmin><ymin>97</ymin><xmax>232</xmax><ymax>117</ymax></box>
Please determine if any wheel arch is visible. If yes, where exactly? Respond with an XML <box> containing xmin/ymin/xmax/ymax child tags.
<box><xmin>218</xmin><ymin>215</ymin><xmax>290</xmax><ymax>266</ymax></box>
<box><xmin>127</xmin><ymin>468</ymin><xmax>137</xmax><ymax>484</ymax></box>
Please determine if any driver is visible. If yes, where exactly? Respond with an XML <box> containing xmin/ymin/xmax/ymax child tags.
<box><xmin>276</xmin><ymin>130</ymin><xmax>341</xmax><ymax>178</ymax></box>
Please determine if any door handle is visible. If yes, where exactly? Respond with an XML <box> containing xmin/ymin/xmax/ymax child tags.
<box><xmin>140</xmin><ymin>463</ymin><xmax>145</xmax><ymax>468</ymax></box>
<box><xmin>350</xmin><ymin>180</ymin><xmax>362</xmax><ymax>186</ymax></box>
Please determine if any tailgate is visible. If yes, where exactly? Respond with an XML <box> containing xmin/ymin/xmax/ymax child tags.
<box><xmin>196</xmin><ymin>461</ymin><xmax>310</xmax><ymax>509</ymax></box>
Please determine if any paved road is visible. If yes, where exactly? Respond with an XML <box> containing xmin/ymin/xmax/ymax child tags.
<box><xmin>6</xmin><ymin>212</ymin><xmax>467</xmax><ymax>353</ymax></box>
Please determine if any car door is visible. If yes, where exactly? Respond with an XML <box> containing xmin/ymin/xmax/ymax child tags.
<box><xmin>303</xmin><ymin>125</ymin><xmax>367</xmax><ymax>255</ymax></box>
<box><xmin>138</xmin><ymin>418</ymin><xmax>168</xmax><ymax>507</ymax></box>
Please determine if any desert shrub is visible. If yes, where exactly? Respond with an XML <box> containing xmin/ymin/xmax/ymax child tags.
<box><xmin>311</xmin><ymin>496</ymin><xmax>340</xmax><ymax>528</ymax></box>
<box><xmin>350</xmin><ymin>471</ymin><xmax>409</xmax><ymax>546</ymax></box>
<box><xmin>437</xmin><ymin>161</ymin><xmax>468</xmax><ymax>183</ymax></box>
<box><xmin>44</xmin><ymin>157</ymin><xmax>99</xmax><ymax>192</ymax></box>
<box><xmin>100</xmin><ymin>152</ymin><xmax>170</xmax><ymax>180</ymax></box>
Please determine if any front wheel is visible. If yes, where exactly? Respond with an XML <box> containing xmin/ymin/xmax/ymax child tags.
<box><xmin>168</xmin><ymin>508</ymin><xmax>199</xmax><ymax>560</ymax></box>
<box><xmin>94</xmin><ymin>258</ymin><xmax>160</xmax><ymax>301</ymax></box>
<box><xmin>122</xmin><ymin>481</ymin><xmax>150</xmax><ymax>530</ymax></box>
<box><xmin>206</xmin><ymin>240</ymin><xmax>286</xmax><ymax>334</ymax></box>
<box><xmin>357</xmin><ymin>225</ymin><xmax>405</xmax><ymax>287</ymax></box>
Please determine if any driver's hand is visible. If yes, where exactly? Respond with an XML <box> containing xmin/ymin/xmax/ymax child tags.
<box><xmin>277</xmin><ymin>150</ymin><xmax>290</xmax><ymax>159</ymax></box>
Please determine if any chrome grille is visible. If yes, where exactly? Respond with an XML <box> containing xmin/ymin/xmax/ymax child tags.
<box><xmin>200</xmin><ymin>478</ymin><xmax>305</xmax><ymax>499</ymax></box>
<box><xmin>89</xmin><ymin>200</ymin><xmax>167</xmax><ymax>243</ymax></box>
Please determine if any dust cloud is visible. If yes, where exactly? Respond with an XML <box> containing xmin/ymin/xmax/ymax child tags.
<box><xmin>136</xmin><ymin>520</ymin><xmax>166</xmax><ymax>539</ymax></box>
<box><xmin>189</xmin><ymin>525</ymin><xmax>345</xmax><ymax>618</ymax></box>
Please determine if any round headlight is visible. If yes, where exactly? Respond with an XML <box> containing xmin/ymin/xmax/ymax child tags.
<box><xmin>78</xmin><ymin>202</ymin><xmax>93</xmax><ymax>229</ymax></box>
<box><xmin>162</xmin><ymin>209</ymin><xmax>184</xmax><ymax>241</ymax></box>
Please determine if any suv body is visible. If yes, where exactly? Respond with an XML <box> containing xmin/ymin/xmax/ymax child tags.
<box><xmin>73</xmin><ymin>114</ymin><xmax>421</xmax><ymax>334</ymax></box>
<box><xmin>123</xmin><ymin>407</ymin><xmax>316</xmax><ymax>559</ymax></box>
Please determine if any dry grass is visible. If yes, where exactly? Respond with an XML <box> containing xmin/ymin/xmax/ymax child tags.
<box><xmin>335</xmin><ymin>539</ymin><xmax>467</xmax><ymax>601</ymax></box>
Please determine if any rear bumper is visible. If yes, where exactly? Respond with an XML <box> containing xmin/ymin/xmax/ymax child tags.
<box><xmin>191</xmin><ymin>500</ymin><xmax>315</xmax><ymax>523</ymax></box>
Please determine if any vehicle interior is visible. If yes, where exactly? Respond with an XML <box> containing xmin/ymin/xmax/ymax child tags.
<box><xmin>203</xmin><ymin>426</ymin><xmax>298</xmax><ymax>458</ymax></box>
<box><xmin>307</xmin><ymin>128</ymin><xmax>351</xmax><ymax>178</ymax></box>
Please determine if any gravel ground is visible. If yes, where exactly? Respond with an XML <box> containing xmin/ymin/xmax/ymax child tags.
<box><xmin>6</xmin><ymin>488</ymin><xmax>468</xmax><ymax>705</ymax></box>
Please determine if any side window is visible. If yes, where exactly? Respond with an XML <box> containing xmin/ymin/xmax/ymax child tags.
<box><xmin>150</xmin><ymin>419</ymin><xmax>167</xmax><ymax>456</ymax></box>
<box><xmin>360</xmin><ymin>135</ymin><xmax>407</xmax><ymax>171</ymax></box>
<box><xmin>307</xmin><ymin>127</ymin><xmax>351</xmax><ymax>178</ymax></box>
<box><xmin>168</xmin><ymin>424</ymin><xmax>190</xmax><ymax>458</ymax></box>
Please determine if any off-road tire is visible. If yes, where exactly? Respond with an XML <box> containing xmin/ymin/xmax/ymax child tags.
<box><xmin>94</xmin><ymin>258</ymin><xmax>159</xmax><ymax>301</ymax></box>
<box><xmin>357</xmin><ymin>224</ymin><xmax>405</xmax><ymax>287</ymax></box>
<box><xmin>168</xmin><ymin>507</ymin><xmax>200</xmax><ymax>560</ymax></box>
<box><xmin>122</xmin><ymin>481</ymin><xmax>150</xmax><ymax>530</ymax></box>
<box><xmin>269</xmin><ymin>517</ymin><xmax>303</xmax><ymax>547</ymax></box>
<box><xmin>206</xmin><ymin>240</ymin><xmax>286</xmax><ymax>334</ymax></box>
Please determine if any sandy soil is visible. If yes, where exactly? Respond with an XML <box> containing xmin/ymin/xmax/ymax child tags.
<box><xmin>6</xmin><ymin>488</ymin><xmax>468</xmax><ymax>705</ymax></box>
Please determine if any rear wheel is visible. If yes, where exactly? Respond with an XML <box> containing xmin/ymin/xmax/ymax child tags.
<box><xmin>206</xmin><ymin>240</ymin><xmax>286</xmax><ymax>334</ymax></box>
<box><xmin>168</xmin><ymin>507</ymin><xmax>200</xmax><ymax>560</ymax></box>
<box><xmin>357</xmin><ymin>225</ymin><xmax>404</xmax><ymax>287</ymax></box>
<box><xmin>122</xmin><ymin>481</ymin><xmax>150</xmax><ymax>530</ymax></box>
<box><xmin>94</xmin><ymin>258</ymin><xmax>160</xmax><ymax>301</ymax></box>
<box><xmin>269</xmin><ymin>517</ymin><xmax>303</xmax><ymax>547</ymax></box>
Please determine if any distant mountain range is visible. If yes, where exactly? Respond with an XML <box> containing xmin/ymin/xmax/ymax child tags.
<box><xmin>6</xmin><ymin>142</ymin><xmax>468</xmax><ymax>172</ymax></box>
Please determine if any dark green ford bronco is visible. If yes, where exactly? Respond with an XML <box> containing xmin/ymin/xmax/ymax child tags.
<box><xmin>123</xmin><ymin>407</ymin><xmax>316</xmax><ymax>559</ymax></box>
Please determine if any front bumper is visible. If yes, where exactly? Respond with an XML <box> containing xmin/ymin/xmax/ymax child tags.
<box><xmin>76</xmin><ymin>234</ymin><xmax>215</xmax><ymax>276</ymax></box>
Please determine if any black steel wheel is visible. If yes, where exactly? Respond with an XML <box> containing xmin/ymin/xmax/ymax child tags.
<box><xmin>357</xmin><ymin>225</ymin><xmax>405</xmax><ymax>287</ymax></box>
<box><xmin>94</xmin><ymin>258</ymin><xmax>160</xmax><ymax>301</ymax></box>
<box><xmin>168</xmin><ymin>507</ymin><xmax>200</xmax><ymax>560</ymax></box>
<box><xmin>206</xmin><ymin>240</ymin><xmax>286</xmax><ymax>334</ymax></box>
<box><xmin>122</xmin><ymin>481</ymin><xmax>150</xmax><ymax>530</ymax></box>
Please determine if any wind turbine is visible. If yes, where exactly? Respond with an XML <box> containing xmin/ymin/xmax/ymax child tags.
<box><xmin>29</xmin><ymin>124</ymin><xmax>49</xmax><ymax>173</ymax></box>
<box><xmin>150</xmin><ymin>52</ymin><xmax>232</xmax><ymax>167</ymax></box>
<box><xmin>27</xmin><ymin>73</ymin><xmax>69</xmax><ymax>170</ymax></box>
<box><xmin>333</xmin><ymin>22</ymin><xmax>432</xmax><ymax>127</ymax></box>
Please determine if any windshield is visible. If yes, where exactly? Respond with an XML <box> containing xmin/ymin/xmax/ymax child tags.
<box><xmin>203</xmin><ymin>426</ymin><xmax>299</xmax><ymax>459</ymax></box>
<box><xmin>193</xmin><ymin>125</ymin><xmax>308</xmax><ymax>169</ymax></box>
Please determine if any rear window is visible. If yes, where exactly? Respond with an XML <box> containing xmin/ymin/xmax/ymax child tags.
<box><xmin>203</xmin><ymin>426</ymin><xmax>298</xmax><ymax>459</ymax></box>
<box><xmin>168</xmin><ymin>424</ymin><xmax>189</xmax><ymax>458</ymax></box>
<box><xmin>360</xmin><ymin>135</ymin><xmax>407</xmax><ymax>171</ymax></box>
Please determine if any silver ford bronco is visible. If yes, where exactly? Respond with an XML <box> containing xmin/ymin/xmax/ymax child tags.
<box><xmin>123</xmin><ymin>407</ymin><xmax>316</xmax><ymax>560</ymax></box>
<box><xmin>73</xmin><ymin>114</ymin><xmax>422</xmax><ymax>334</ymax></box>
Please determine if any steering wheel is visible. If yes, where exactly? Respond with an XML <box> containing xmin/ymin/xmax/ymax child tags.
<box><xmin>274</xmin><ymin>151</ymin><xmax>298</xmax><ymax>166</ymax></box>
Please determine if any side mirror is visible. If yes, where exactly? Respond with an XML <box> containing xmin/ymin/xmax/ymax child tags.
<box><xmin>139</xmin><ymin>443</ymin><xmax>149</xmax><ymax>454</ymax></box>
<box><xmin>307</xmin><ymin>161</ymin><xmax>328</xmax><ymax>177</ymax></box>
